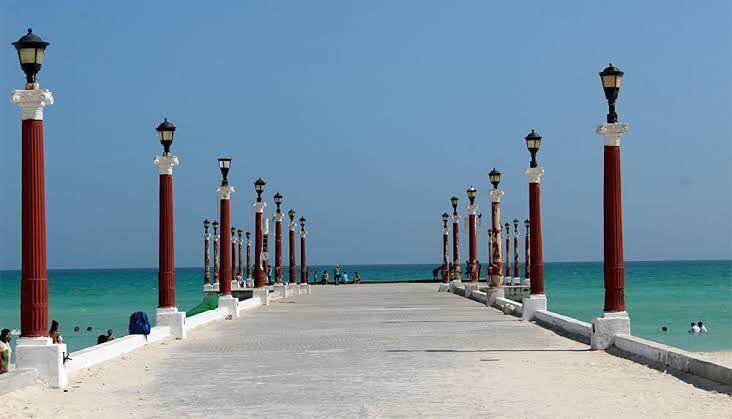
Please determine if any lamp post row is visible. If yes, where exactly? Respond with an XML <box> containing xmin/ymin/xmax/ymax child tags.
<box><xmin>437</xmin><ymin>63</ymin><xmax>630</xmax><ymax>350</ymax></box>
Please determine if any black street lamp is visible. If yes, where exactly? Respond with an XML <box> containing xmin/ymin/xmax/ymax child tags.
<box><xmin>513</xmin><ymin>218</ymin><xmax>519</xmax><ymax>232</ymax></box>
<box><xmin>524</xmin><ymin>219</ymin><xmax>530</xmax><ymax>229</ymax></box>
<box><xmin>254</xmin><ymin>178</ymin><xmax>266</xmax><ymax>202</ymax></box>
<box><xmin>466</xmin><ymin>186</ymin><xmax>477</xmax><ymax>205</ymax></box>
<box><xmin>274</xmin><ymin>192</ymin><xmax>283</xmax><ymax>213</ymax></box>
<box><xmin>525</xmin><ymin>129</ymin><xmax>542</xmax><ymax>168</ymax></box>
<box><xmin>489</xmin><ymin>168</ymin><xmax>501</xmax><ymax>189</ymax></box>
<box><xmin>12</xmin><ymin>28</ymin><xmax>49</xmax><ymax>88</ymax></box>
<box><xmin>156</xmin><ymin>118</ymin><xmax>176</xmax><ymax>155</ymax></box>
<box><xmin>442</xmin><ymin>212</ymin><xmax>449</xmax><ymax>228</ymax></box>
<box><xmin>299</xmin><ymin>217</ymin><xmax>306</xmax><ymax>230</ymax></box>
<box><xmin>599</xmin><ymin>63</ymin><xmax>624</xmax><ymax>123</ymax></box>
<box><xmin>450</xmin><ymin>196</ymin><xmax>459</xmax><ymax>215</ymax></box>
<box><xmin>217</xmin><ymin>158</ymin><xmax>231</xmax><ymax>186</ymax></box>
<box><xmin>288</xmin><ymin>209</ymin><xmax>296</xmax><ymax>222</ymax></box>
<box><xmin>203</xmin><ymin>219</ymin><xmax>211</xmax><ymax>230</ymax></box>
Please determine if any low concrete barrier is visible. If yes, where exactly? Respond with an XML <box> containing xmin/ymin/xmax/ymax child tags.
<box><xmin>613</xmin><ymin>334</ymin><xmax>732</xmax><ymax>385</ymax></box>
<box><xmin>66</xmin><ymin>326</ymin><xmax>171</xmax><ymax>374</ymax></box>
<box><xmin>534</xmin><ymin>310</ymin><xmax>591</xmax><ymax>343</ymax></box>
<box><xmin>237</xmin><ymin>296</ymin><xmax>262</xmax><ymax>315</ymax></box>
<box><xmin>495</xmin><ymin>297</ymin><xmax>523</xmax><ymax>315</ymax></box>
<box><xmin>186</xmin><ymin>307</ymin><xmax>229</xmax><ymax>331</ymax></box>
<box><xmin>0</xmin><ymin>368</ymin><xmax>37</xmax><ymax>396</ymax></box>
<box><xmin>468</xmin><ymin>290</ymin><xmax>487</xmax><ymax>304</ymax></box>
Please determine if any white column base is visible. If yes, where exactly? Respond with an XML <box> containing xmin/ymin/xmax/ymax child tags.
<box><xmin>203</xmin><ymin>284</ymin><xmax>214</xmax><ymax>292</ymax></box>
<box><xmin>273</xmin><ymin>284</ymin><xmax>287</xmax><ymax>298</ymax></box>
<box><xmin>591</xmin><ymin>311</ymin><xmax>631</xmax><ymax>350</ymax></box>
<box><xmin>522</xmin><ymin>278</ymin><xmax>530</xmax><ymax>287</ymax></box>
<box><xmin>14</xmin><ymin>337</ymin><xmax>68</xmax><ymax>388</ymax></box>
<box><xmin>299</xmin><ymin>284</ymin><xmax>311</xmax><ymax>294</ymax></box>
<box><xmin>219</xmin><ymin>295</ymin><xmax>239</xmax><ymax>318</ymax></box>
<box><xmin>156</xmin><ymin>307</ymin><xmax>186</xmax><ymax>339</ymax></box>
<box><xmin>521</xmin><ymin>294</ymin><xmax>548</xmax><ymax>320</ymax></box>
<box><xmin>231</xmin><ymin>280</ymin><xmax>239</xmax><ymax>290</ymax></box>
<box><xmin>253</xmin><ymin>289</ymin><xmax>271</xmax><ymax>306</ymax></box>
<box><xmin>437</xmin><ymin>283</ymin><xmax>451</xmax><ymax>292</ymax></box>
<box><xmin>484</xmin><ymin>287</ymin><xmax>505</xmax><ymax>307</ymax></box>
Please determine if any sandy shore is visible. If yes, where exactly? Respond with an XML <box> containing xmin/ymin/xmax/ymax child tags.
<box><xmin>2</xmin><ymin>284</ymin><xmax>730</xmax><ymax>418</ymax></box>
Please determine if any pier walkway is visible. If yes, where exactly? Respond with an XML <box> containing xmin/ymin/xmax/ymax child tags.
<box><xmin>4</xmin><ymin>284</ymin><xmax>730</xmax><ymax>418</ymax></box>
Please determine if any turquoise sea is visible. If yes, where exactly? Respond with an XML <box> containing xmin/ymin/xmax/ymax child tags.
<box><xmin>0</xmin><ymin>261</ymin><xmax>730</xmax><ymax>354</ymax></box>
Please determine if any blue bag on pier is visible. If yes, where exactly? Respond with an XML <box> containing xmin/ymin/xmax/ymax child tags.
<box><xmin>129</xmin><ymin>311</ymin><xmax>151</xmax><ymax>336</ymax></box>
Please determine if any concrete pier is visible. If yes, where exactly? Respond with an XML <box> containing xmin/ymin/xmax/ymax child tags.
<box><xmin>4</xmin><ymin>284</ymin><xmax>730</xmax><ymax>417</ymax></box>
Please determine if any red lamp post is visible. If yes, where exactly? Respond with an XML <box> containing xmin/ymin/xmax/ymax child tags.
<box><xmin>230</xmin><ymin>227</ymin><xmax>237</xmax><ymax>285</ymax></box>
<box><xmin>212</xmin><ymin>221</ymin><xmax>219</xmax><ymax>285</ymax></box>
<box><xmin>591</xmin><ymin>63</ymin><xmax>631</xmax><ymax>349</ymax></box>
<box><xmin>441</xmin><ymin>213</ymin><xmax>450</xmax><ymax>283</ymax></box>
<box><xmin>273</xmin><ymin>193</ymin><xmax>284</xmax><ymax>284</ymax></box>
<box><xmin>237</xmin><ymin>229</ymin><xmax>243</xmax><ymax>279</ymax></box>
<box><xmin>522</xmin><ymin>129</ymin><xmax>547</xmax><ymax>320</ymax></box>
<box><xmin>13</xmin><ymin>29</ymin><xmax>52</xmax><ymax>340</ymax></box>
<box><xmin>299</xmin><ymin>217</ymin><xmax>307</xmax><ymax>284</ymax></box>
<box><xmin>203</xmin><ymin>220</ymin><xmax>211</xmax><ymax>285</ymax></box>
<box><xmin>488</xmin><ymin>169</ymin><xmax>504</xmax><ymax>287</ymax></box>
<box><xmin>216</xmin><ymin>158</ymin><xmax>234</xmax><ymax>296</ymax></box>
<box><xmin>253</xmin><ymin>178</ymin><xmax>266</xmax><ymax>288</ymax></box>
<box><xmin>467</xmin><ymin>187</ymin><xmax>479</xmax><ymax>282</ymax></box>
<box><xmin>288</xmin><ymin>209</ymin><xmax>297</xmax><ymax>285</ymax></box>
<box><xmin>450</xmin><ymin>197</ymin><xmax>461</xmax><ymax>281</ymax></box>
<box><xmin>504</xmin><ymin>222</ymin><xmax>511</xmax><ymax>280</ymax></box>
<box><xmin>524</xmin><ymin>219</ymin><xmax>530</xmax><ymax>283</ymax></box>
<box><xmin>153</xmin><ymin>119</ymin><xmax>178</xmax><ymax>310</ymax></box>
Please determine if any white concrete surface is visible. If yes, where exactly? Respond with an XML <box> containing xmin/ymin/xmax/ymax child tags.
<box><xmin>521</xmin><ymin>294</ymin><xmax>547</xmax><ymax>320</ymax></box>
<box><xmin>0</xmin><ymin>368</ymin><xmax>37</xmax><ymax>396</ymax></box>
<box><xmin>613</xmin><ymin>334</ymin><xmax>732</xmax><ymax>385</ymax></box>
<box><xmin>534</xmin><ymin>310</ymin><xmax>591</xmax><ymax>343</ymax></box>
<box><xmin>591</xmin><ymin>311</ymin><xmax>631</xmax><ymax>350</ymax></box>
<box><xmin>219</xmin><ymin>295</ymin><xmax>240</xmax><ymax>317</ymax></box>
<box><xmin>185</xmin><ymin>308</ymin><xmax>229</xmax><ymax>331</ymax></box>
<box><xmin>252</xmin><ymin>289</ymin><xmax>271</xmax><ymax>306</ymax></box>
<box><xmin>156</xmin><ymin>307</ymin><xmax>187</xmax><ymax>339</ymax></box>
<box><xmin>14</xmin><ymin>337</ymin><xmax>67</xmax><ymax>388</ymax></box>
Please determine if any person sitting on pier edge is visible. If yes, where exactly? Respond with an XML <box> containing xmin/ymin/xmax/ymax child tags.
<box><xmin>97</xmin><ymin>334</ymin><xmax>108</xmax><ymax>345</ymax></box>
<box><xmin>343</xmin><ymin>272</ymin><xmax>349</xmax><ymax>284</ymax></box>
<box><xmin>354</xmin><ymin>272</ymin><xmax>361</xmax><ymax>284</ymax></box>
<box><xmin>321</xmin><ymin>271</ymin><xmax>329</xmax><ymax>285</ymax></box>
<box><xmin>49</xmin><ymin>320</ymin><xmax>64</xmax><ymax>344</ymax></box>
<box><xmin>0</xmin><ymin>329</ymin><xmax>11</xmax><ymax>374</ymax></box>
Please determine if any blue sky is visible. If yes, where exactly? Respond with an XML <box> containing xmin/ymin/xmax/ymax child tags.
<box><xmin>1</xmin><ymin>1</ymin><xmax>730</xmax><ymax>269</ymax></box>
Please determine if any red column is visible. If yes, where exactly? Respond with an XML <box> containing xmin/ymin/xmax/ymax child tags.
<box><xmin>253</xmin><ymin>205</ymin><xmax>265</xmax><ymax>288</ymax></box>
<box><xmin>289</xmin><ymin>223</ymin><xmax>297</xmax><ymax>284</ymax></box>
<box><xmin>20</xmin><ymin>119</ymin><xmax>48</xmax><ymax>337</ymax></box>
<box><xmin>275</xmin><ymin>215</ymin><xmax>283</xmax><ymax>283</ymax></box>
<box><xmin>230</xmin><ymin>233</ymin><xmax>236</xmax><ymax>284</ymax></box>
<box><xmin>489</xmin><ymin>190</ymin><xmax>504</xmax><ymax>286</ymax></box>
<box><xmin>219</xmin><ymin>198</ymin><xmax>232</xmax><ymax>295</ymax></box>
<box><xmin>527</xmin><ymin>169</ymin><xmax>544</xmax><ymax>295</ymax></box>
<box><xmin>442</xmin><ymin>229</ymin><xmax>449</xmax><ymax>283</ymax></box>
<box><xmin>468</xmin><ymin>212</ymin><xmax>478</xmax><ymax>282</ymax></box>
<box><xmin>213</xmin><ymin>226</ymin><xmax>219</xmax><ymax>284</ymax></box>
<box><xmin>204</xmin><ymin>226</ymin><xmax>211</xmax><ymax>285</ymax></box>
<box><xmin>603</xmin><ymin>142</ymin><xmax>625</xmax><ymax>312</ymax></box>
<box><xmin>451</xmin><ymin>216</ymin><xmax>460</xmax><ymax>280</ymax></box>
<box><xmin>524</xmin><ymin>222</ymin><xmax>530</xmax><ymax>280</ymax></box>
<box><xmin>158</xmin><ymin>172</ymin><xmax>175</xmax><ymax>308</ymax></box>
<box><xmin>513</xmin><ymin>227</ymin><xmax>520</xmax><ymax>279</ymax></box>
<box><xmin>300</xmin><ymin>232</ymin><xmax>307</xmax><ymax>284</ymax></box>
<box><xmin>505</xmin><ymin>229</ymin><xmax>511</xmax><ymax>278</ymax></box>
<box><xmin>263</xmin><ymin>230</ymin><xmax>269</xmax><ymax>284</ymax></box>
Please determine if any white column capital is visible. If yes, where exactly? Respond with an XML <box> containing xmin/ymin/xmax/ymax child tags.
<box><xmin>289</xmin><ymin>221</ymin><xmax>296</xmax><ymax>231</ymax></box>
<box><xmin>153</xmin><ymin>155</ymin><xmax>179</xmax><ymax>175</ymax></box>
<box><xmin>273</xmin><ymin>213</ymin><xmax>284</xmax><ymax>222</ymax></box>
<box><xmin>217</xmin><ymin>185</ymin><xmax>235</xmax><ymax>200</ymax></box>
<box><xmin>204</xmin><ymin>233</ymin><xmax>211</xmax><ymax>240</ymax></box>
<box><xmin>467</xmin><ymin>204</ymin><xmax>478</xmax><ymax>215</ymax></box>
<box><xmin>11</xmin><ymin>89</ymin><xmax>54</xmax><ymax>120</ymax></box>
<box><xmin>263</xmin><ymin>217</ymin><xmax>270</xmax><ymax>235</ymax></box>
<box><xmin>489</xmin><ymin>189</ymin><xmax>504</xmax><ymax>203</ymax></box>
<box><xmin>525</xmin><ymin>167</ymin><xmax>544</xmax><ymax>184</ymax></box>
<box><xmin>452</xmin><ymin>214</ymin><xmax>460</xmax><ymax>224</ymax></box>
<box><xmin>596</xmin><ymin>122</ymin><xmax>630</xmax><ymax>147</ymax></box>
<box><xmin>300</xmin><ymin>230</ymin><xmax>307</xmax><ymax>238</ymax></box>
<box><xmin>253</xmin><ymin>201</ymin><xmax>267</xmax><ymax>213</ymax></box>
<box><xmin>442</xmin><ymin>228</ymin><xmax>449</xmax><ymax>235</ymax></box>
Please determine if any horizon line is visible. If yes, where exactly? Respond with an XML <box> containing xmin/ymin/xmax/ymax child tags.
<box><xmin>0</xmin><ymin>258</ymin><xmax>730</xmax><ymax>273</ymax></box>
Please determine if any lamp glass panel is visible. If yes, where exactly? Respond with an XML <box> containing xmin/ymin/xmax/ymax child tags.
<box><xmin>19</xmin><ymin>48</ymin><xmax>37</xmax><ymax>64</ymax></box>
<box><xmin>602</xmin><ymin>74</ymin><xmax>621</xmax><ymax>88</ymax></box>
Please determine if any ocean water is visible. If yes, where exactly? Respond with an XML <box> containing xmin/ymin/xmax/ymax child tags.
<box><xmin>0</xmin><ymin>261</ymin><xmax>730</xmax><ymax>354</ymax></box>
